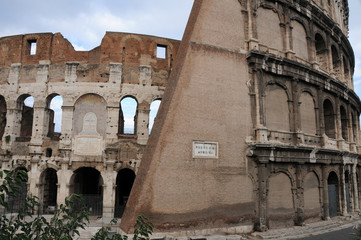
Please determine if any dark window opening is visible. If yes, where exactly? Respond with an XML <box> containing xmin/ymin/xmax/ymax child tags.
<box><xmin>323</xmin><ymin>100</ymin><xmax>336</xmax><ymax>138</ymax></box>
<box><xmin>46</xmin><ymin>148</ymin><xmax>53</xmax><ymax>157</ymax></box>
<box><xmin>331</xmin><ymin>46</ymin><xmax>340</xmax><ymax>69</ymax></box>
<box><xmin>328</xmin><ymin>172</ymin><xmax>339</xmax><ymax>217</ymax></box>
<box><xmin>41</xmin><ymin>168</ymin><xmax>58</xmax><ymax>214</ymax></box>
<box><xmin>156</xmin><ymin>45</ymin><xmax>167</xmax><ymax>59</ymax></box>
<box><xmin>71</xmin><ymin>167</ymin><xmax>103</xmax><ymax>216</ymax></box>
<box><xmin>0</xmin><ymin>96</ymin><xmax>7</xmax><ymax>139</ymax></box>
<box><xmin>340</xmin><ymin>106</ymin><xmax>348</xmax><ymax>141</ymax></box>
<box><xmin>28</xmin><ymin>40</ymin><xmax>37</xmax><ymax>55</ymax></box>
<box><xmin>19</xmin><ymin>96</ymin><xmax>34</xmax><ymax>139</ymax></box>
<box><xmin>352</xmin><ymin>113</ymin><xmax>357</xmax><ymax>142</ymax></box>
<box><xmin>7</xmin><ymin>168</ymin><xmax>28</xmax><ymax>213</ymax></box>
<box><xmin>315</xmin><ymin>34</ymin><xmax>328</xmax><ymax>71</ymax></box>
<box><xmin>345</xmin><ymin>171</ymin><xmax>351</xmax><ymax>213</ymax></box>
<box><xmin>47</xmin><ymin>95</ymin><xmax>63</xmax><ymax>139</ymax></box>
<box><xmin>114</xmin><ymin>168</ymin><xmax>135</xmax><ymax>218</ymax></box>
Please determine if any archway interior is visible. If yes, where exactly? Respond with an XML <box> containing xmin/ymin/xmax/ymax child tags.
<box><xmin>323</xmin><ymin>100</ymin><xmax>335</xmax><ymax>138</ymax></box>
<box><xmin>41</xmin><ymin>168</ymin><xmax>58</xmax><ymax>213</ymax></box>
<box><xmin>345</xmin><ymin>171</ymin><xmax>351</xmax><ymax>212</ymax></box>
<box><xmin>73</xmin><ymin>167</ymin><xmax>103</xmax><ymax>216</ymax></box>
<box><xmin>8</xmin><ymin>167</ymin><xmax>28</xmax><ymax>213</ymax></box>
<box><xmin>327</xmin><ymin>171</ymin><xmax>339</xmax><ymax>217</ymax></box>
<box><xmin>0</xmin><ymin>95</ymin><xmax>6</xmax><ymax>139</ymax></box>
<box><xmin>20</xmin><ymin>96</ymin><xmax>34</xmax><ymax>138</ymax></box>
<box><xmin>114</xmin><ymin>168</ymin><xmax>135</xmax><ymax>218</ymax></box>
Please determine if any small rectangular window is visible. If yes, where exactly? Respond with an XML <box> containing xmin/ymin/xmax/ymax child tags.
<box><xmin>28</xmin><ymin>40</ymin><xmax>37</xmax><ymax>55</ymax></box>
<box><xmin>156</xmin><ymin>45</ymin><xmax>167</xmax><ymax>59</ymax></box>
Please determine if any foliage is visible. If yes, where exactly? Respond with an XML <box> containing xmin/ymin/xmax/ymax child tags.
<box><xmin>0</xmin><ymin>166</ymin><xmax>153</xmax><ymax>239</ymax></box>
<box><xmin>133</xmin><ymin>215</ymin><xmax>153</xmax><ymax>240</ymax></box>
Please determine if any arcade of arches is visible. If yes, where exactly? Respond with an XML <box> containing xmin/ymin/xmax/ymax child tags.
<box><xmin>18</xmin><ymin>166</ymin><xmax>136</xmax><ymax>218</ymax></box>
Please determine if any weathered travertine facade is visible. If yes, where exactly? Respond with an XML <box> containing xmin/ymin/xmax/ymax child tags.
<box><xmin>0</xmin><ymin>0</ymin><xmax>360</xmax><ymax>236</ymax></box>
<box><xmin>121</xmin><ymin>0</ymin><xmax>361</xmax><ymax>234</ymax></box>
<box><xmin>0</xmin><ymin>32</ymin><xmax>180</xmax><ymax>218</ymax></box>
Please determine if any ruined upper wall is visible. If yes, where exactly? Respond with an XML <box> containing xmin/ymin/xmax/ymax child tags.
<box><xmin>0</xmin><ymin>32</ymin><xmax>180</xmax><ymax>86</ymax></box>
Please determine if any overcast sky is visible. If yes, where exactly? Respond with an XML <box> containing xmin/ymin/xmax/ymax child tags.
<box><xmin>0</xmin><ymin>0</ymin><xmax>360</xmax><ymax>95</ymax></box>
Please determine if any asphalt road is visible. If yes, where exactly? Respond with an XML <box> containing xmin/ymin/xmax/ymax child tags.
<box><xmin>295</xmin><ymin>227</ymin><xmax>357</xmax><ymax>240</ymax></box>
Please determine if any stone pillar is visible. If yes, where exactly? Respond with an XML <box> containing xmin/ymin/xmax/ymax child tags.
<box><xmin>102</xmin><ymin>162</ymin><xmax>117</xmax><ymax>220</ymax></box>
<box><xmin>254</xmin><ymin>69</ymin><xmax>268</xmax><ymax>143</ymax></box>
<box><xmin>106</xmin><ymin>104</ymin><xmax>119</xmax><ymax>141</ymax></box>
<box><xmin>352</xmin><ymin>164</ymin><xmax>360</xmax><ymax>212</ymax></box>
<box><xmin>28</xmin><ymin>158</ymin><xmax>41</xmax><ymax>198</ymax></box>
<box><xmin>295</xmin><ymin>164</ymin><xmax>304</xmax><ymax>225</ymax></box>
<box><xmin>137</xmin><ymin>108</ymin><xmax>150</xmax><ymax>145</ymax></box>
<box><xmin>56</xmin><ymin>161</ymin><xmax>73</xmax><ymax>206</ymax></box>
<box><xmin>322</xmin><ymin>165</ymin><xmax>330</xmax><ymax>220</ymax></box>
<box><xmin>0</xmin><ymin>63</ymin><xmax>21</xmax><ymax>149</ymax></box>
<box><xmin>340</xmin><ymin>165</ymin><xmax>347</xmax><ymax>216</ymax></box>
<box><xmin>8</xmin><ymin>63</ymin><xmax>21</xmax><ymax>94</ymax></box>
<box><xmin>109</xmin><ymin>63</ymin><xmax>122</xmax><ymax>93</ymax></box>
<box><xmin>59</xmin><ymin>104</ymin><xmax>74</xmax><ymax>150</ymax></box>
<box><xmin>139</xmin><ymin>66</ymin><xmax>152</xmax><ymax>86</ymax></box>
<box><xmin>256</xmin><ymin>163</ymin><xmax>268</xmax><ymax>231</ymax></box>
<box><xmin>29</xmin><ymin>100</ymin><xmax>49</xmax><ymax>155</ymax></box>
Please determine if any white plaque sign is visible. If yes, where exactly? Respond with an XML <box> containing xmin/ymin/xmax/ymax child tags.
<box><xmin>193</xmin><ymin>141</ymin><xmax>218</xmax><ymax>158</ymax></box>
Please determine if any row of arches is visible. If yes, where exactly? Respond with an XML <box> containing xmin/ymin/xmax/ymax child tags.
<box><xmin>264</xmin><ymin>83</ymin><xmax>358</xmax><ymax>143</ymax></box>
<box><xmin>256</xmin><ymin>7</ymin><xmax>352</xmax><ymax>86</ymax></box>
<box><xmin>268</xmin><ymin>169</ymin><xmax>354</xmax><ymax>227</ymax></box>
<box><xmin>0</xmin><ymin>94</ymin><xmax>162</xmax><ymax>141</ymax></box>
<box><xmin>9</xmin><ymin>167</ymin><xmax>135</xmax><ymax>218</ymax></box>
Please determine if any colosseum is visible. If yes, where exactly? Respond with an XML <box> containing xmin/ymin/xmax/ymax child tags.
<box><xmin>0</xmin><ymin>0</ymin><xmax>360</xmax><ymax>235</ymax></box>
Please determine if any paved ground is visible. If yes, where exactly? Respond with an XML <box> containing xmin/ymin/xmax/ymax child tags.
<box><xmin>294</xmin><ymin>227</ymin><xmax>355</xmax><ymax>240</ymax></box>
<box><xmin>250</xmin><ymin>215</ymin><xmax>360</xmax><ymax>240</ymax></box>
<box><xmin>75</xmin><ymin>214</ymin><xmax>361</xmax><ymax>239</ymax></box>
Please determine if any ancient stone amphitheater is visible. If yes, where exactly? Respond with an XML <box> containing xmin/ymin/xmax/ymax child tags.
<box><xmin>0</xmin><ymin>0</ymin><xmax>359</xmax><ymax>235</ymax></box>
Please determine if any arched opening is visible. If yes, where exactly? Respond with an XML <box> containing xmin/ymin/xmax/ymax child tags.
<box><xmin>352</xmin><ymin>113</ymin><xmax>357</xmax><ymax>142</ymax></box>
<box><xmin>40</xmin><ymin>168</ymin><xmax>58</xmax><ymax>214</ymax></box>
<box><xmin>8</xmin><ymin>167</ymin><xmax>28</xmax><ymax>213</ymax></box>
<box><xmin>70</xmin><ymin>167</ymin><xmax>103</xmax><ymax>216</ymax></box>
<box><xmin>315</xmin><ymin>34</ymin><xmax>328</xmax><ymax>71</ymax></box>
<box><xmin>18</xmin><ymin>95</ymin><xmax>34</xmax><ymax>139</ymax></box>
<box><xmin>343</xmin><ymin>56</ymin><xmax>350</xmax><ymax>83</ymax></box>
<box><xmin>323</xmin><ymin>99</ymin><xmax>335</xmax><ymax>138</ymax></box>
<box><xmin>331</xmin><ymin>45</ymin><xmax>341</xmax><ymax>78</ymax></box>
<box><xmin>292</xmin><ymin>20</ymin><xmax>309</xmax><ymax>61</ymax></box>
<box><xmin>114</xmin><ymin>168</ymin><xmax>135</xmax><ymax>218</ymax></box>
<box><xmin>300</xmin><ymin>92</ymin><xmax>317</xmax><ymax>135</ymax></box>
<box><xmin>47</xmin><ymin>94</ymin><xmax>63</xmax><ymax>139</ymax></box>
<box><xmin>0</xmin><ymin>95</ymin><xmax>6</xmax><ymax>139</ymax></box>
<box><xmin>340</xmin><ymin>106</ymin><xmax>348</xmax><ymax>141</ymax></box>
<box><xmin>345</xmin><ymin>171</ymin><xmax>351</xmax><ymax>213</ymax></box>
<box><xmin>257</xmin><ymin>8</ymin><xmax>283</xmax><ymax>51</ymax></box>
<box><xmin>304</xmin><ymin>172</ymin><xmax>321</xmax><ymax>221</ymax></box>
<box><xmin>268</xmin><ymin>172</ymin><xmax>294</xmax><ymax>227</ymax></box>
<box><xmin>119</xmin><ymin>97</ymin><xmax>138</xmax><ymax>135</ymax></box>
<box><xmin>265</xmin><ymin>84</ymin><xmax>290</xmax><ymax>131</ymax></box>
<box><xmin>149</xmin><ymin>99</ymin><xmax>161</xmax><ymax>134</ymax></box>
<box><xmin>328</xmin><ymin>171</ymin><xmax>339</xmax><ymax>217</ymax></box>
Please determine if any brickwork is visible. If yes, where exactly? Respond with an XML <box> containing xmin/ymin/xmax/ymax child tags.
<box><xmin>0</xmin><ymin>0</ymin><xmax>360</xmax><ymax>236</ymax></box>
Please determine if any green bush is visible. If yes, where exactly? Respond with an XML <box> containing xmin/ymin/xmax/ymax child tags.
<box><xmin>0</xmin><ymin>166</ymin><xmax>153</xmax><ymax>240</ymax></box>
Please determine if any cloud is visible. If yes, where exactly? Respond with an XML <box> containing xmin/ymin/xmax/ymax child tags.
<box><xmin>0</xmin><ymin>0</ymin><xmax>193</xmax><ymax>50</ymax></box>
